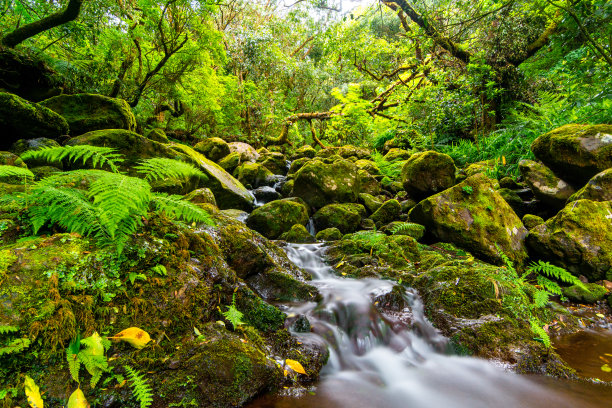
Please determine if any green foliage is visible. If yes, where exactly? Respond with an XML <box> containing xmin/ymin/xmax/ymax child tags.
<box><xmin>221</xmin><ymin>293</ymin><xmax>245</xmax><ymax>330</ymax></box>
<box><xmin>0</xmin><ymin>165</ymin><xmax>34</xmax><ymax>180</ymax></box>
<box><xmin>66</xmin><ymin>333</ymin><xmax>111</xmax><ymax>388</ymax></box>
<box><xmin>0</xmin><ymin>326</ymin><xmax>18</xmax><ymax>335</ymax></box>
<box><xmin>134</xmin><ymin>158</ymin><xmax>207</xmax><ymax>183</ymax></box>
<box><xmin>390</xmin><ymin>222</ymin><xmax>422</xmax><ymax>236</ymax></box>
<box><xmin>0</xmin><ymin>326</ymin><xmax>30</xmax><ymax>357</ymax></box>
<box><xmin>150</xmin><ymin>193</ymin><xmax>213</xmax><ymax>225</ymax></box>
<box><xmin>124</xmin><ymin>365</ymin><xmax>153</xmax><ymax>408</ymax></box>
<box><xmin>462</xmin><ymin>186</ymin><xmax>473</xmax><ymax>195</ymax></box>
<box><xmin>21</xmin><ymin>145</ymin><xmax>123</xmax><ymax>173</ymax></box>
<box><xmin>370</xmin><ymin>152</ymin><xmax>405</xmax><ymax>179</ymax></box>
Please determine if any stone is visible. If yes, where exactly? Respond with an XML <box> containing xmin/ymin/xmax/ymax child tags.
<box><xmin>370</xmin><ymin>199</ymin><xmax>401</xmax><ymax>227</ymax></box>
<box><xmin>0</xmin><ymin>92</ymin><xmax>68</xmax><ymax>149</ymax></box>
<box><xmin>357</xmin><ymin>169</ymin><xmax>381</xmax><ymax>196</ymax></box>
<box><xmin>288</xmin><ymin>157</ymin><xmax>310</xmax><ymax>175</ymax></box>
<box><xmin>233</xmin><ymin>162</ymin><xmax>275</xmax><ymax>188</ymax></box>
<box><xmin>315</xmin><ymin>145</ymin><xmax>370</xmax><ymax>160</ymax></box>
<box><xmin>499</xmin><ymin>177</ymin><xmax>522</xmax><ymax>189</ymax></box>
<box><xmin>354</xmin><ymin>159</ymin><xmax>381</xmax><ymax>175</ymax></box>
<box><xmin>498</xmin><ymin>188</ymin><xmax>527</xmax><ymax>218</ymax></box>
<box><xmin>383</xmin><ymin>148</ymin><xmax>412</xmax><ymax>162</ymax></box>
<box><xmin>218</xmin><ymin>152</ymin><xmax>241</xmax><ymax>173</ymax></box>
<box><xmin>562</xmin><ymin>283</ymin><xmax>608</xmax><ymax>304</ymax></box>
<box><xmin>258</xmin><ymin>151</ymin><xmax>288</xmax><ymax>175</ymax></box>
<box><xmin>526</xmin><ymin>199</ymin><xmax>612</xmax><ymax>281</ymax></box>
<box><xmin>0</xmin><ymin>48</ymin><xmax>63</xmax><ymax>102</ymax></box>
<box><xmin>291</xmin><ymin>145</ymin><xmax>316</xmax><ymax>159</ymax></box>
<box><xmin>246</xmin><ymin>198</ymin><xmax>309</xmax><ymax>239</ymax></box>
<box><xmin>402</xmin><ymin>150</ymin><xmax>456</xmax><ymax>199</ymax></box>
<box><xmin>293</xmin><ymin>159</ymin><xmax>360</xmax><ymax>209</ymax></box>
<box><xmin>522</xmin><ymin>214</ymin><xmax>544</xmax><ymax>230</ymax></box>
<box><xmin>409</xmin><ymin>173</ymin><xmax>528</xmax><ymax>265</ymax></box>
<box><xmin>315</xmin><ymin>228</ymin><xmax>343</xmax><ymax>241</ymax></box>
<box><xmin>567</xmin><ymin>168</ymin><xmax>612</xmax><ymax>203</ymax></box>
<box><xmin>13</xmin><ymin>137</ymin><xmax>62</xmax><ymax>168</ymax></box>
<box><xmin>358</xmin><ymin>193</ymin><xmax>383</xmax><ymax>213</ymax></box>
<box><xmin>519</xmin><ymin>159</ymin><xmax>575</xmax><ymax>209</ymax></box>
<box><xmin>194</xmin><ymin>137</ymin><xmax>230</xmax><ymax>162</ymax></box>
<box><xmin>312</xmin><ymin>203</ymin><xmax>366</xmax><ymax>234</ymax></box>
<box><xmin>185</xmin><ymin>188</ymin><xmax>217</xmax><ymax>206</ymax></box>
<box><xmin>40</xmin><ymin>93</ymin><xmax>136</xmax><ymax>136</ymax></box>
<box><xmin>464</xmin><ymin>160</ymin><xmax>495</xmax><ymax>178</ymax></box>
<box><xmin>278</xmin><ymin>224</ymin><xmax>315</xmax><ymax>243</ymax></box>
<box><xmin>531</xmin><ymin>124</ymin><xmax>612</xmax><ymax>185</ymax></box>
<box><xmin>228</xmin><ymin>142</ymin><xmax>259</xmax><ymax>162</ymax></box>
<box><xmin>146</xmin><ymin>128</ymin><xmax>169</xmax><ymax>143</ymax></box>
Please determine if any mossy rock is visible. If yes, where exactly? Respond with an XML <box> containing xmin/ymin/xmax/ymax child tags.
<box><xmin>526</xmin><ymin>199</ymin><xmax>612</xmax><ymax>281</ymax></box>
<box><xmin>567</xmin><ymin>168</ymin><xmax>612</xmax><ymax>203</ymax></box>
<box><xmin>0</xmin><ymin>151</ymin><xmax>25</xmax><ymax>168</ymax></box>
<box><xmin>531</xmin><ymin>124</ymin><xmax>612</xmax><ymax>185</ymax></box>
<box><xmin>410</xmin><ymin>173</ymin><xmax>528</xmax><ymax>265</ymax></box>
<box><xmin>290</xmin><ymin>145</ymin><xmax>316</xmax><ymax>160</ymax></box>
<box><xmin>522</xmin><ymin>214</ymin><xmax>544</xmax><ymax>230</ymax></box>
<box><xmin>312</xmin><ymin>203</ymin><xmax>365</xmax><ymax>234</ymax></box>
<box><xmin>498</xmin><ymin>187</ymin><xmax>527</xmax><ymax>217</ymax></box>
<box><xmin>402</xmin><ymin>150</ymin><xmax>456</xmax><ymax>199</ymax></box>
<box><xmin>280</xmin><ymin>179</ymin><xmax>294</xmax><ymax>197</ymax></box>
<box><xmin>233</xmin><ymin>162</ymin><xmax>275</xmax><ymax>189</ymax></box>
<box><xmin>185</xmin><ymin>187</ymin><xmax>217</xmax><ymax>206</ymax></box>
<box><xmin>383</xmin><ymin>148</ymin><xmax>412</xmax><ymax>162</ymax></box>
<box><xmin>562</xmin><ymin>283</ymin><xmax>608</xmax><ymax>304</ymax></box>
<box><xmin>12</xmin><ymin>138</ymin><xmax>62</xmax><ymax>168</ymax></box>
<box><xmin>218</xmin><ymin>151</ymin><xmax>241</xmax><ymax>173</ymax></box>
<box><xmin>279</xmin><ymin>224</ymin><xmax>315</xmax><ymax>243</ymax></box>
<box><xmin>293</xmin><ymin>159</ymin><xmax>360</xmax><ymax>209</ymax></box>
<box><xmin>0</xmin><ymin>48</ymin><xmax>63</xmax><ymax>102</ymax></box>
<box><xmin>194</xmin><ymin>137</ymin><xmax>230</xmax><ymax>162</ymax></box>
<box><xmin>315</xmin><ymin>227</ymin><xmax>342</xmax><ymax>241</ymax></box>
<box><xmin>0</xmin><ymin>92</ymin><xmax>68</xmax><ymax>149</ymax></box>
<box><xmin>229</xmin><ymin>141</ymin><xmax>260</xmax><ymax>162</ymax></box>
<box><xmin>258</xmin><ymin>151</ymin><xmax>288</xmax><ymax>175</ymax></box>
<box><xmin>316</xmin><ymin>145</ymin><xmax>370</xmax><ymax>160</ymax></box>
<box><xmin>519</xmin><ymin>159</ymin><xmax>575</xmax><ymax>209</ymax></box>
<box><xmin>358</xmin><ymin>192</ymin><xmax>383</xmax><ymax>213</ymax></box>
<box><xmin>370</xmin><ymin>199</ymin><xmax>401</xmax><ymax>227</ymax></box>
<box><xmin>288</xmin><ymin>157</ymin><xmax>310</xmax><ymax>175</ymax></box>
<box><xmin>464</xmin><ymin>160</ymin><xmax>495</xmax><ymax>178</ymax></box>
<box><xmin>357</xmin><ymin>169</ymin><xmax>381</xmax><ymax>196</ymax></box>
<box><xmin>247</xmin><ymin>198</ymin><xmax>309</xmax><ymax>239</ymax></box>
<box><xmin>40</xmin><ymin>93</ymin><xmax>135</xmax><ymax>136</ymax></box>
<box><xmin>499</xmin><ymin>177</ymin><xmax>522</xmax><ymax>189</ymax></box>
<box><xmin>145</xmin><ymin>128</ymin><xmax>169</xmax><ymax>143</ymax></box>
<box><xmin>354</xmin><ymin>159</ymin><xmax>381</xmax><ymax>175</ymax></box>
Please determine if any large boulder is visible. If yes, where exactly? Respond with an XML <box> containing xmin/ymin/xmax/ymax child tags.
<box><xmin>531</xmin><ymin>124</ymin><xmax>612</xmax><ymax>185</ymax></box>
<box><xmin>370</xmin><ymin>199</ymin><xmax>401</xmax><ymax>227</ymax></box>
<box><xmin>194</xmin><ymin>137</ymin><xmax>230</xmax><ymax>162</ymax></box>
<box><xmin>291</xmin><ymin>145</ymin><xmax>316</xmax><ymax>160</ymax></box>
<box><xmin>312</xmin><ymin>203</ymin><xmax>366</xmax><ymax>234</ymax></box>
<box><xmin>246</xmin><ymin>198</ymin><xmax>309</xmax><ymax>239</ymax></box>
<box><xmin>401</xmin><ymin>150</ymin><xmax>456</xmax><ymax>199</ymax></box>
<box><xmin>0</xmin><ymin>48</ymin><xmax>63</xmax><ymax>102</ymax></box>
<box><xmin>0</xmin><ymin>92</ymin><xmax>68</xmax><ymax>149</ymax></box>
<box><xmin>518</xmin><ymin>159</ymin><xmax>575</xmax><ymax>209</ymax></box>
<box><xmin>316</xmin><ymin>145</ymin><xmax>370</xmax><ymax>160</ymax></box>
<box><xmin>383</xmin><ymin>148</ymin><xmax>412</xmax><ymax>162</ymax></box>
<box><xmin>233</xmin><ymin>162</ymin><xmax>275</xmax><ymax>188</ymax></box>
<box><xmin>228</xmin><ymin>142</ymin><xmax>259</xmax><ymax>162</ymax></box>
<box><xmin>40</xmin><ymin>93</ymin><xmax>136</xmax><ymax>136</ymax></box>
<box><xmin>526</xmin><ymin>199</ymin><xmax>612</xmax><ymax>281</ymax></box>
<box><xmin>567</xmin><ymin>168</ymin><xmax>612</xmax><ymax>203</ymax></box>
<box><xmin>257</xmin><ymin>151</ymin><xmax>288</xmax><ymax>175</ymax></box>
<box><xmin>293</xmin><ymin>159</ymin><xmax>360</xmax><ymax>209</ymax></box>
<box><xmin>409</xmin><ymin>173</ymin><xmax>529</xmax><ymax>265</ymax></box>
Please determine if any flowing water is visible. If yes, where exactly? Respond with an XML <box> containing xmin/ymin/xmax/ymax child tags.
<box><xmin>248</xmin><ymin>243</ymin><xmax>612</xmax><ymax>408</ymax></box>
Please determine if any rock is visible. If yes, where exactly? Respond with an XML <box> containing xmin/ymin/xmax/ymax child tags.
<box><xmin>0</xmin><ymin>92</ymin><xmax>68</xmax><ymax>149</ymax></box>
<box><xmin>499</xmin><ymin>177</ymin><xmax>522</xmax><ymax>189</ymax></box>
<box><xmin>562</xmin><ymin>283</ymin><xmax>608</xmax><ymax>304</ymax></box>
<box><xmin>567</xmin><ymin>168</ymin><xmax>612</xmax><ymax>203</ymax></box>
<box><xmin>246</xmin><ymin>198</ymin><xmax>309</xmax><ymax>239</ymax></box>
<box><xmin>464</xmin><ymin>160</ymin><xmax>495</xmax><ymax>178</ymax></box>
<box><xmin>228</xmin><ymin>142</ymin><xmax>259</xmax><ymax>162</ymax></box>
<box><xmin>288</xmin><ymin>157</ymin><xmax>310</xmax><ymax>175</ymax></box>
<box><xmin>258</xmin><ymin>151</ymin><xmax>288</xmax><ymax>175</ymax></box>
<box><xmin>519</xmin><ymin>159</ymin><xmax>575</xmax><ymax>209</ymax></box>
<box><xmin>526</xmin><ymin>199</ymin><xmax>612</xmax><ymax>281</ymax></box>
<box><xmin>233</xmin><ymin>162</ymin><xmax>275</xmax><ymax>188</ymax></box>
<box><xmin>0</xmin><ymin>151</ymin><xmax>25</xmax><ymax>167</ymax></box>
<box><xmin>218</xmin><ymin>152</ymin><xmax>241</xmax><ymax>173</ymax></box>
<box><xmin>293</xmin><ymin>159</ymin><xmax>360</xmax><ymax>209</ymax></box>
<box><xmin>522</xmin><ymin>214</ymin><xmax>544</xmax><ymax>230</ymax></box>
<box><xmin>291</xmin><ymin>145</ymin><xmax>316</xmax><ymax>159</ymax></box>
<box><xmin>370</xmin><ymin>199</ymin><xmax>401</xmax><ymax>227</ymax></box>
<box><xmin>13</xmin><ymin>138</ymin><xmax>63</xmax><ymax>168</ymax></box>
<box><xmin>358</xmin><ymin>193</ymin><xmax>383</xmax><ymax>213</ymax></box>
<box><xmin>280</xmin><ymin>179</ymin><xmax>294</xmax><ymax>197</ymax></box>
<box><xmin>354</xmin><ymin>159</ymin><xmax>380</xmax><ymax>175</ymax></box>
<box><xmin>40</xmin><ymin>93</ymin><xmax>136</xmax><ymax>136</ymax></box>
<box><xmin>357</xmin><ymin>169</ymin><xmax>381</xmax><ymax>196</ymax></box>
<box><xmin>194</xmin><ymin>137</ymin><xmax>230</xmax><ymax>162</ymax></box>
<box><xmin>410</xmin><ymin>173</ymin><xmax>528</xmax><ymax>265</ymax></box>
<box><xmin>316</xmin><ymin>145</ymin><xmax>370</xmax><ymax>160</ymax></box>
<box><xmin>315</xmin><ymin>228</ymin><xmax>343</xmax><ymax>241</ymax></box>
<box><xmin>252</xmin><ymin>186</ymin><xmax>281</xmax><ymax>205</ymax></box>
<box><xmin>185</xmin><ymin>188</ymin><xmax>217</xmax><ymax>206</ymax></box>
<box><xmin>400</xmin><ymin>199</ymin><xmax>417</xmax><ymax>213</ymax></box>
<box><xmin>498</xmin><ymin>188</ymin><xmax>528</xmax><ymax>217</ymax></box>
<box><xmin>382</xmin><ymin>221</ymin><xmax>425</xmax><ymax>240</ymax></box>
<box><xmin>531</xmin><ymin>124</ymin><xmax>612</xmax><ymax>185</ymax></box>
<box><xmin>402</xmin><ymin>150</ymin><xmax>456</xmax><ymax>199</ymax></box>
<box><xmin>145</xmin><ymin>128</ymin><xmax>169</xmax><ymax>143</ymax></box>
<box><xmin>312</xmin><ymin>203</ymin><xmax>366</xmax><ymax>234</ymax></box>
<box><xmin>30</xmin><ymin>166</ymin><xmax>61</xmax><ymax>180</ymax></box>
<box><xmin>278</xmin><ymin>224</ymin><xmax>315</xmax><ymax>243</ymax></box>
<box><xmin>383</xmin><ymin>148</ymin><xmax>412</xmax><ymax>162</ymax></box>
<box><xmin>172</xmin><ymin>143</ymin><xmax>254</xmax><ymax>211</ymax></box>
<box><xmin>0</xmin><ymin>48</ymin><xmax>63</xmax><ymax>102</ymax></box>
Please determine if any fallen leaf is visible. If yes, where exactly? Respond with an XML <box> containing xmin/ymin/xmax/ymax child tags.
<box><xmin>24</xmin><ymin>375</ymin><xmax>43</xmax><ymax>408</ymax></box>
<box><xmin>285</xmin><ymin>359</ymin><xmax>307</xmax><ymax>375</ymax></box>
<box><xmin>596</xmin><ymin>313</ymin><xmax>605</xmax><ymax>318</ymax></box>
<box><xmin>601</xmin><ymin>364</ymin><xmax>612</xmax><ymax>373</ymax></box>
<box><xmin>107</xmin><ymin>327</ymin><xmax>151</xmax><ymax>349</ymax></box>
<box><xmin>67</xmin><ymin>388</ymin><xmax>89</xmax><ymax>408</ymax></box>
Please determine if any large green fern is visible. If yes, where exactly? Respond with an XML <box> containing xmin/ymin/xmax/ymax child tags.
<box><xmin>0</xmin><ymin>165</ymin><xmax>34</xmax><ymax>179</ymax></box>
<box><xmin>151</xmin><ymin>193</ymin><xmax>214</xmax><ymax>225</ymax></box>
<box><xmin>21</xmin><ymin>145</ymin><xmax>123</xmax><ymax>173</ymax></box>
<box><xmin>124</xmin><ymin>365</ymin><xmax>153</xmax><ymax>408</ymax></box>
<box><xmin>134</xmin><ymin>158</ymin><xmax>207</xmax><ymax>183</ymax></box>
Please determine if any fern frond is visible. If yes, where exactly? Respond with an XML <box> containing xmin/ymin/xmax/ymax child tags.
<box><xmin>532</xmin><ymin>289</ymin><xmax>550</xmax><ymax>308</ymax></box>
<box><xmin>0</xmin><ymin>338</ymin><xmax>30</xmax><ymax>356</ymax></box>
<box><xmin>67</xmin><ymin>335</ymin><xmax>81</xmax><ymax>383</ymax></box>
<box><xmin>0</xmin><ymin>165</ymin><xmax>34</xmax><ymax>179</ymax></box>
<box><xmin>21</xmin><ymin>145</ymin><xmax>124</xmax><ymax>173</ymax></box>
<box><xmin>221</xmin><ymin>294</ymin><xmax>244</xmax><ymax>330</ymax></box>
<box><xmin>134</xmin><ymin>158</ymin><xmax>207</xmax><ymax>183</ymax></box>
<box><xmin>390</xmin><ymin>222</ymin><xmax>424</xmax><ymax>237</ymax></box>
<box><xmin>528</xmin><ymin>261</ymin><xmax>585</xmax><ymax>288</ymax></box>
<box><xmin>150</xmin><ymin>193</ymin><xmax>214</xmax><ymax>225</ymax></box>
<box><xmin>78</xmin><ymin>352</ymin><xmax>108</xmax><ymax>388</ymax></box>
<box><xmin>0</xmin><ymin>325</ymin><xmax>19</xmax><ymax>335</ymax></box>
<box><xmin>495</xmin><ymin>244</ymin><xmax>515</xmax><ymax>273</ymax></box>
<box><xmin>536</xmin><ymin>275</ymin><xmax>562</xmax><ymax>296</ymax></box>
<box><xmin>529</xmin><ymin>318</ymin><xmax>551</xmax><ymax>348</ymax></box>
<box><xmin>124</xmin><ymin>365</ymin><xmax>153</xmax><ymax>408</ymax></box>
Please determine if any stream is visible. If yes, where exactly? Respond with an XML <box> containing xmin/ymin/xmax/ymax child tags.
<box><xmin>248</xmin><ymin>243</ymin><xmax>612</xmax><ymax>408</ymax></box>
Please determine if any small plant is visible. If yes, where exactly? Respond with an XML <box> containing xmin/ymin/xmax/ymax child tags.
<box><xmin>220</xmin><ymin>293</ymin><xmax>245</xmax><ymax>330</ymax></box>
<box><xmin>390</xmin><ymin>222</ymin><xmax>424</xmax><ymax>236</ymax></box>
<box><xmin>0</xmin><ymin>325</ymin><xmax>30</xmax><ymax>357</ymax></box>
<box><xmin>66</xmin><ymin>332</ymin><xmax>111</xmax><ymax>388</ymax></box>
<box><xmin>462</xmin><ymin>185</ymin><xmax>473</xmax><ymax>195</ymax></box>
<box><xmin>124</xmin><ymin>365</ymin><xmax>153</xmax><ymax>408</ymax></box>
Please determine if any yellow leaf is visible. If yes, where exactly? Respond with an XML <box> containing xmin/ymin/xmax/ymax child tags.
<box><xmin>67</xmin><ymin>388</ymin><xmax>90</xmax><ymax>408</ymax></box>
<box><xmin>24</xmin><ymin>375</ymin><xmax>44</xmax><ymax>408</ymax></box>
<box><xmin>502</xmin><ymin>156</ymin><xmax>506</xmax><ymax>165</ymax></box>
<box><xmin>108</xmin><ymin>327</ymin><xmax>151</xmax><ymax>349</ymax></box>
<box><xmin>285</xmin><ymin>359</ymin><xmax>307</xmax><ymax>375</ymax></box>
<box><xmin>601</xmin><ymin>364</ymin><xmax>612</xmax><ymax>373</ymax></box>
<box><xmin>283</xmin><ymin>369</ymin><xmax>288</xmax><ymax>377</ymax></box>
<box><xmin>596</xmin><ymin>313</ymin><xmax>605</xmax><ymax>318</ymax></box>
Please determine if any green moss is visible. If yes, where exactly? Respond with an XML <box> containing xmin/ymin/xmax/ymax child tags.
<box><xmin>293</xmin><ymin>159</ymin><xmax>360</xmax><ymax>208</ymax></box>
<box><xmin>567</xmin><ymin>168</ymin><xmax>612</xmax><ymax>203</ymax></box>
<box><xmin>370</xmin><ymin>199</ymin><xmax>401</xmax><ymax>227</ymax></box>
<box><xmin>401</xmin><ymin>150</ymin><xmax>456</xmax><ymax>198</ymax></box>
<box><xmin>312</xmin><ymin>203</ymin><xmax>365</xmax><ymax>234</ymax></box>
<box><xmin>247</xmin><ymin>199</ymin><xmax>309</xmax><ymax>239</ymax></box>
<box><xmin>562</xmin><ymin>283</ymin><xmax>608</xmax><ymax>304</ymax></box>
<box><xmin>522</xmin><ymin>214</ymin><xmax>544</xmax><ymax>230</ymax></box>
<box><xmin>236</xmin><ymin>287</ymin><xmax>285</xmax><ymax>332</ymax></box>
<box><xmin>233</xmin><ymin>162</ymin><xmax>274</xmax><ymax>188</ymax></box>
<box><xmin>278</xmin><ymin>224</ymin><xmax>315</xmax><ymax>243</ymax></box>
<box><xmin>218</xmin><ymin>152</ymin><xmax>241</xmax><ymax>173</ymax></box>
<box><xmin>194</xmin><ymin>137</ymin><xmax>230</xmax><ymax>162</ymax></box>
<box><xmin>315</xmin><ymin>227</ymin><xmax>342</xmax><ymax>241</ymax></box>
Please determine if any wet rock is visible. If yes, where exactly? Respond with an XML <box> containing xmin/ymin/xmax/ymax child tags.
<box><xmin>0</xmin><ymin>92</ymin><xmax>68</xmax><ymax>149</ymax></box>
<box><xmin>145</xmin><ymin>128</ymin><xmax>169</xmax><ymax>143</ymax></box>
<box><xmin>278</xmin><ymin>224</ymin><xmax>315</xmax><ymax>243</ymax></box>
<box><xmin>290</xmin><ymin>145</ymin><xmax>316</xmax><ymax>160</ymax></box>
<box><xmin>293</xmin><ymin>159</ymin><xmax>360</xmax><ymax>209</ymax></box>
<box><xmin>526</xmin><ymin>199</ymin><xmax>612</xmax><ymax>281</ymax></box>
<box><xmin>567</xmin><ymin>168</ymin><xmax>612</xmax><ymax>203</ymax></box>
<box><xmin>258</xmin><ymin>151</ymin><xmax>288</xmax><ymax>175</ymax></box>
<box><xmin>194</xmin><ymin>137</ymin><xmax>230</xmax><ymax>162</ymax></box>
<box><xmin>253</xmin><ymin>186</ymin><xmax>281</xmax><ymax>204</ymax></box>
<box><xmin>312</xmin><ymin>203</ymin><xmax>366</xmax><ymax>234</ymax></box>
<box><xmin>370</xmin><ymin>199</ymin><xmax>401</xmax><ymax>227</ymax></box>
<box><xmin>519</xmin><ymin>159</ymin><xmax>575</xmax><ymax>209</ymax></box>
<box><xmin>247</xmin><ymin>198</ymin><xmax>309</xmax><ymax>239</ymax></box>
<box><xmin>280</xmin><ymin>179</ymin><xmax>294</xmax><ymax>197</ymax></box>
<box><xmin>522</xmin><ymin>214</ymin><xmax>544</xmax><ymax>230</ymax></box>
<box><xmin>562</xmin><ymin>283</ymin><xmax>608</xmax><ymax>304</ymax></box>
<box><xmin>288</xmin><ymin>157</ymin><xmax>310</xmax><ymax>175</ymax></box>
<box><xmin>357</xmin><ymin>169</ymin><xmax>381</xmax><ymax>196</ymax></box>
<box><xmin>315</xmin><ymin>228</ymin><xmax>343</xmax><ymax>241</ymax></box>
<box><xmin>40</xmin><ymin>93</ymin><xmax>135</xmax><ymax>136</ymax></box>
<box><xmin>218</xmin><ymin>151</ymin><xmax>241</xmax><ymax>173</ymax></box>
<box><xmin>531</xmin><ymin>124</ymin><xmax>612</xmax><ymax>185</ymax></box>
<box><xmin>233</xmin><ymin>162</ymin><xmax>275</xmax><ymax>188</ymax></box>
<box><xmin>410</xmin><ymin>173</ymin><xmax>528</xmax><ymax>265</ymax></box>
<box><xmin>402</xmin><ymin>150</ymin><xmax>456</xmax><ymax>199</ymax></box>
<box><xmin>229</xmin><ymin>141</ymin><xmax>260</xmax><ymax>162</ymax></box>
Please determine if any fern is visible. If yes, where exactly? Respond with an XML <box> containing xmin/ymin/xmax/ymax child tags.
<box><xmin>221</xmin><ymin>294</ymin><xmax>245</xmax><ymax>330</ymax></box>
<box><xmin>390</xmin><ymin>222</ymin><xmax>423</xmax><ymax>237</ymax></box>
<box><xmin>536</xmin><ymin>275</ymin><xmax>563</xmax><ymax>296</ymax></box>
<box><xmin>0</xmin><ymin>165</ymin><xmax>34</xmax><ymax>179</ymax></box>
<box><xmin>0</xmin><ymin>338</ymin><xmax>30</xmax><ymax>356</ymax></box>
<box><xmin>529</xmin><ymin>318</ymin><xmax>551</xmax><ymax>348</ymax></box>
<box><xmin>371</xmin><ymin>152</ymin><xmax>405</xmax><ymax>179</ymax></box>
<box><xmin>134</xmin><ymin>158</ymin><xmax>207</xmax><ymax>183</ymax></box>
<box><xmin>527</xmin><ymin>260</ymin><xmax>585</xmax><ymax>289</ymax></box>
<box><xmin>21</xmin><ymin>145</ymin><xmax>124</xmax><ymax>173</ymax></box>
<box><xmin>532</xmin><ymin>289</ymin><xmax>550</xmax><ymax>308</ymax></box>
<box><xmin>66</xmin><ymin>335</ymin><xmax>82</xmax><ymax>383</ymax></box>
<box><xmin>150</xmin><ymin>193</ymin><xmax>214</xmax><ymax>225</ymax></box>
<box><xmin>0</xmin><ymin>325</ymin><xmax>19</xmax><ymax>335</ymax></box>
<box><xmin>124</xmin><ymin>365</ymin><xmax>153</xmax><ymax>408</ymax></box>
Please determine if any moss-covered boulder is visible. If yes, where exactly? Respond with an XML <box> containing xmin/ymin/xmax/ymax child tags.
<box><xmin>290</xmin><ymin>145</ymin><xmax>316</xmax><ymax>159</ymax></box>
<box><xmin>145</xmin><ymin>128</ymin><xmax>169</xmax><ymax>143</ymax></box>
<box><xmin>522</xmin><ymin>214</ymin><xmax>544</xmax><ymax>230</ymax></box>
<box><xmin>401</xmin><ymin>150</ymin><xmax>456</xmax><ymax>198</ymax></box>
<box><xmin>316</xmin><ymin>145</ymin><xmax>370</xmax><ymax>160</ymax></box>
<box><xmin>383</xmin><ymin>148</ymin><xmax>412</xmax><ymax>162</ymax></box>
<box><xmin>185</xmin><ymin>187</ymin><xmax>217</xmax><ymax>206</ymax></box>
<box><xmin>0</xmin><ymin>92</ymin><xmax>68</xmax><ymax>149</ymax></box>
<box><xmin>562</xmin><ymin>283</ymin><xmax>608</xmax><ymax>304</ymax></box>
<box><xmin>315</xmin><ymin>227</ymin><xmax>342</xmax><ymax>241</ymax></box>
<box><xmin>464</xmin><ymin>160</ymin><xmax>495</xmax><ymax>178</ymax></box>
<box><xmin>278</xmin><ymin>224</ymin><xmax>315</xmax><ymax>243</ymax></box>
<box><xmin>567</xmin><ymin>168</ymin><xmax>612</xmax><ymax>203</ymax></box>
<box><xmin>370</xmin><ymin>199</ymin><xmax>401</xmax><ymax>226</ymax></box>
<box><xmin>519</xmin><ymin>159</ymin><xmax>575</xmax><ymax>209</ymax></box>
<box><xmin>40</xmin><ymin>93</ymin><xmax>135</xmax><ymax>136</ymax></box>
<box><xmin>358</xmin><ymin>192</ymin><xmax>383</xmax><ymax>213</ymax></box>
<box><xmin>293</xmin><ymin>159</ymin><xmax>360</xmax><ymax>209</ymax></box>
<box><xmin>258</xmin><ymin>151</ymin><xmax>288</xmax><ymax>175</ymax></box>
<box><xmin>288</xmin><ymin>157</ymin><xmax>310</xmax><ymax>175</ymax></box>
<box><xmin>246</xmin><ymin>198</ymin><xmax>309</xmax><ymax>239</ymax></box>
<box><xmin>218</xmin><ymin>151</ymin><xmax>241</xmax><ymax>173</ymax></box>
<box><xmin>229</xmin><ymin>142</ymin><xmax>260</xmax><ymax>162</ymax></box>
<box><xmin>526</xmin><ymin>199</ymin><xmax>612</xmax><ymax>281</ymax></box>
<box><xmin>531</xmin><ymin>124</ymin><xmax>612</xmax><ymax>185</ymax></box>
<box><xmin>233</xmin><ymin>162</ymin><xmax>275</xmax><ymax>188</ymax></box>
<box><xmin>312</xmin><ymin>203</ymin><xmax>365</xmax><ymax>234</ymax></box>
<box><xmin>0</xmin><ymin>151</ymin><xmax>25</xmax><ymax>167</ymax></box>
<box><xmin>354</xmin><ymin>159</ymin><xmax>380</xmax><ymax>175</ymax></box>
<box><xmin>410</xmin><ymin>173</ymin><xmax>528</xmax><ymax>265</ymax></box>
<box><xmin>357</xmin><ymin>169</ymin><xmax>381</xmax><ymax>196</ymax></box>
<box><xmin>194</xmin><ymin>137</ymin><xmax>230</xmax><ymax>162</ymax></box>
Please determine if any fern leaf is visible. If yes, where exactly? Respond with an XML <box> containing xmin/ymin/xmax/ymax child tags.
<box><xmin>0</xmin><ymin>325</ymin><xmax>19</xmax><ymax>335</ymax></box>
<box><xmin>528</xmin><ymin>261</ymin><xmax>585</xmax><ymax>288</ymax></box>
<box><xmin>150</xmin><ymin>193</ymin><xmax>214</xmax><ymax>225</ymax></box>
<box><xmin>529</xmin><ymin>318</ymin><xmax>551</xmax><ymax>348</ymax></box>
<box><xmin>221</xmin><ymin>294</ymin><xmax>244</xmax><ymax>330</ymax></box>
<box><xmin>66</xmin><ymin>335</ymin><xmax>81</xmax><ymax>383</ymax></box>
<box><xmin>134</xmin><ymin>158</ymin><xmax>207</xmax><ymax>183</ymax></box>
<box><xmin>124</xmin><ymin>365</ymin><xmax>153</xmax><ymax>408</ymax></box>
<box><xmin>0</xmin><ymin>338</ymin><xmax>31</xmax><ymax>356</ymax></box>
<box><xmin>532</xmin><ymin>289</ymin><xmax>550</xmax><ymax>308</ymax></box>
<box><xmin>21</xmin><ymin>145</ymin><xmax>124</xmax><ymax>173</ymax></box>
<box><xmin>0</xmin><ymin>165</ymin><xmax>34</xmax><ymax>179</ymax></box>
<box><xmin>390</xmin><ymin>222</ymin><xmax>424</xmax><ymax>237</ymax></box>
<box><xmin>536</xmin><ymin>275</ymin><xmax>562</xmax><ymax>296</ymax></box>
